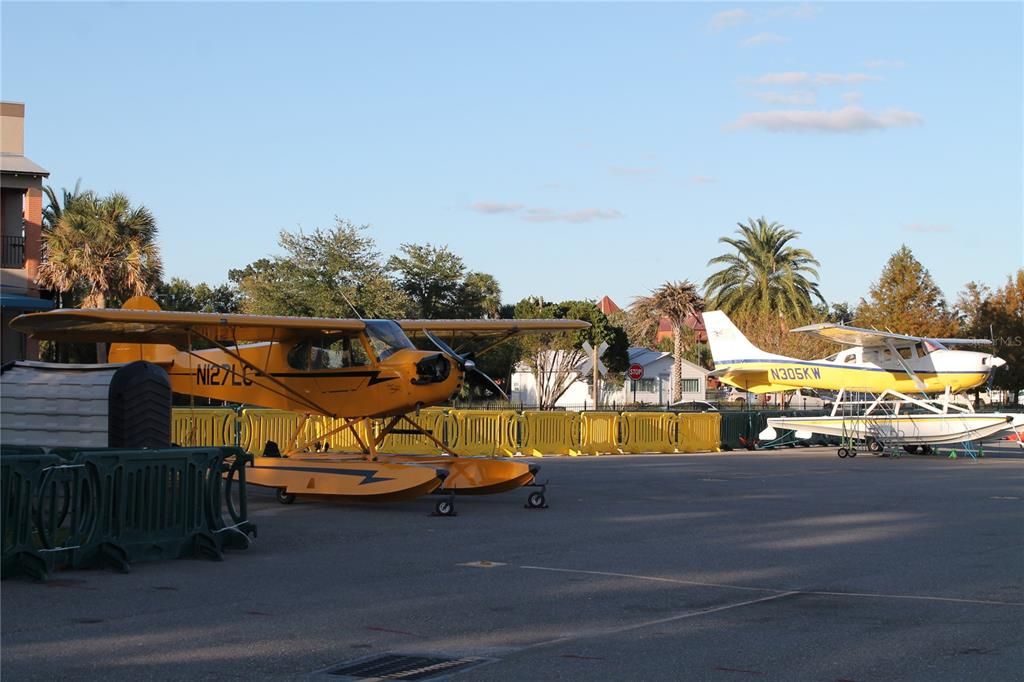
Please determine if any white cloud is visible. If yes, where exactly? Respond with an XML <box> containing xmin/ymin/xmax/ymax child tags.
<box><xmin>866</xmin><ymin>59</ymin><xmax>907</xmax><ymax>70</ymax></box>
<box><xmin>690</xmin><ymin>176</ymin><xmax>717</xmax><ymax>184</ymax></box>
<box><xmin>771</xmin><ymin>3</ymin><xmax>821</xmax><ymax>19</ymax></box>
<box><xmin>905</xmin><ymin>223</ymin><xmax>952</xmax><ymax>233</ymax></box>
<box><xmin>727</xmin><ymin>105</ymin><xmax>924</xmax><ymax>133</ymax></box>
<box><xmin>610</xmin><ymin>166</ymin><xmax>659</xmax><ymax>177</ymax></box>
<box><xmin>751</xmin><ymin>72</ymin><xmax>881</xmax><ymax>87</ymax></box>
<box><xmin>472</xmin><ymin>202</ymin><xmax>624</xmax><ymax>223</ymax></box>
<box><xmin>814</xmin><ymin>72</ymin><xmax>880</xmax><ymax>86</ymax></box>
<box><xmin>752</xmin><ymin>71</ymin><xmax>812</xmax><ymax>86</ymax></box>
<box><xmin>710</xmin><ymin>8</ymin><xmax>749</xmax><ymax>31</ymax></box>
<box><xmin>754</xmin><ymin>91</ymin><xmax>817</xmax><ymax>106</ymax></box>
<box><xmin>742</xmin><ymin>32</ymin><xmax>788</xmax><ymax>47</ymax></box>
<box><xmin>841</xmin><ymin>91</ymin><xmax>863</xmax><ymax>104</ymax></box>
<box><xmin>523</xmin><ymin>208</ymin><xmax>624</xmax><ymax>223</ymax></box>
<box><xmin>470</xmin><ymin>201</ymin><xmax>524</xmax><ymax>214</ymax></box>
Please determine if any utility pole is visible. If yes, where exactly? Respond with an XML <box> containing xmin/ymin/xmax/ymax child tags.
<box><xmin>582</xmin><ymin>341</ymin><xmax>608</xmax><ymax>410</ymax></box>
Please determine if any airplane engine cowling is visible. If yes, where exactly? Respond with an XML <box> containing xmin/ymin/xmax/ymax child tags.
<box><xmin>413</xmin><ymin>353</ymin><xmax>451</xmax><ymax>384</ymax></box>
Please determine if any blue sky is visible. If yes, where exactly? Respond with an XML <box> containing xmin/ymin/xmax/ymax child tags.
<box><xmin>3</xmin><ymin>2</ymin><xmax>1021</xmax><ymax>311</ymax></box>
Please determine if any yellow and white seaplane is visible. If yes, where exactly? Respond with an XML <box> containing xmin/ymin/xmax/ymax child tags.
<box><xmin>703</xmin><ymin>311</ymin><xmax>1023</xmax><ymax>455</ymax></box>
<box><xmin>12</xmin><ymin>296</ymin><xmax>589</xmax><ymax>513</ymax></box>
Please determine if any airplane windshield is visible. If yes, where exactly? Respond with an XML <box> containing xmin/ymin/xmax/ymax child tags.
<box><xmin>365</xmin><ymin>321</ymin><xmax>415</xmax><ymax>360</ymax></box>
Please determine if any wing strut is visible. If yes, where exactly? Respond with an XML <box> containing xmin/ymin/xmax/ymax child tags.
<box><xmin>883</xmin><ymin>339</ymin><xmax>927</xmax><ymax>391</ymax></box>
<box><xmin>471</xmin><ymin>330</ymin><xmax>522</xmax><ymax>357</ymax></box>
<box><xmin>185</xmin><ymin>327</ymin><xmax>337</xmax><ymax>417</ymax></box>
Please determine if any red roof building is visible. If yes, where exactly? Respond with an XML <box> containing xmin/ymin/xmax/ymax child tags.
<box><xmin>600</xmin><ymin>295</ymin><xmax>707</xmax><ymax>343</ymax></box>
<box><xmin>597</xmin><ymin>295</ymin><xmax>621</xmax><ymax>315</ymax></box>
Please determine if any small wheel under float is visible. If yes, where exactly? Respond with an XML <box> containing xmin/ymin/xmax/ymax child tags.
<box><xmin>868</xmin><ymin>439</ymin><xmax>883</xmax><ymax>453</ymax></box>
<box><xmin>434</xmin><ymin>499</ymin><xmax>456</xmax><ymax>517</ymax></box>
<box><xmin>276</xmin><ymin>488</ymin><xmax>296</xmax><ymax>505</ymax></box>
<box><xmin>526</xmin><ymin>491</ymin><xmax>547</xmax><ymax>509</ymax></box>
<box><xmin>837</xmin><ymin>447</ymin><xmax>849</xmax><ymax>458</ymax></box>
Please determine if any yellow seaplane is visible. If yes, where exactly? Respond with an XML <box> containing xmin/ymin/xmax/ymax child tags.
<box><xmin>703</xmin><ymin>311</ymin><xmax>1022</xmax><ymax>455</ymax></box>
<box><xmin>12</xmin><ymin>296</ymin><xmax>589</xmax><ymax>513</ymax></box>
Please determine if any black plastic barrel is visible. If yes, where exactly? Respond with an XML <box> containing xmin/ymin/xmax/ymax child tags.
<box><xmin>108</xmin><ymin>361</ymin><xmax>172</xmax><ymax>448</ymax></box>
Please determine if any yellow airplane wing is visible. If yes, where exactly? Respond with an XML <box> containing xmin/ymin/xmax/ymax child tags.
<box><xmin>11</xmin><ymin>308</ymin><xmax>366</xmax><ymax>345</ymax></box>
<box><xmin>398</xmin><ymin>319</ymin><xmax>591</xmax><ymax>357</ymax></box>
<box><xmin>398</xmin><ymin>319</ymin><xmax>591</xmax><ymax>336</ymax></box>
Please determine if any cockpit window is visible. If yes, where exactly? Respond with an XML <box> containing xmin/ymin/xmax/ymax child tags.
<box><xmin>287</xmin><ymin>335</ymin><xmax>370</xmax><ymax>370</ymax></box>
<box><xmin>364</xmin><ymin>321</ymin><xmax>415</xmax><ymax>361</ymax></box>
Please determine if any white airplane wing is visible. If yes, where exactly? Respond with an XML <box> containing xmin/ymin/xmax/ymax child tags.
<box><xmin>789</xmin><ymin>323</ymin><xmax>991</xmax><ymax>348</ymax></box>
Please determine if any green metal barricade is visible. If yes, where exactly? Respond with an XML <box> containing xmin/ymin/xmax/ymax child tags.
<box><xmin>2</xmin><ymin>447</ymin><xmax>255</xmax><ymax>579</ymax></box>
<box><xmin>72</xmin><ymin>447</ymin><xmax>255</xmax><ymax>567</ymax></box>
<box><xmin>719</xmin><ymin>412</ymin><xmax>755</xmax><ymax>451</ymax></box>
<box><xmin>1</xmin><ymin>450</ymin><xmax>65</xmax><ymax>580</ymax></box>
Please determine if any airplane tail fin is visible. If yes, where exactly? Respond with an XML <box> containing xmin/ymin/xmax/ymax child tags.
<box><xmin>702</xmin><ymin>311</ymin><xmax>775</xmax><ymax>365</ymax></box>
<box><xmin>108</xmin><ymin>295</ymin><xmax>177</xmax><ymax>364</ymax></box>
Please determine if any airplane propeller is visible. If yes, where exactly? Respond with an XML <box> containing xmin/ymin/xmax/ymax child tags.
<box><xmin>984</xmin><ymin>325</ymin><xmax>1006</xmax><ymax>396</ymax></box>
<box><xmin>423</xmin><ymin>329</ymin><xmax>509</xmax><ymax>401</ymax></box>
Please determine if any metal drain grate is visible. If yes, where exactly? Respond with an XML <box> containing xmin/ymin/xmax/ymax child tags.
<box><xmin>324</xmin><ymin>653</ymin><xmax>490</xmax><ymax>680</ymax></box>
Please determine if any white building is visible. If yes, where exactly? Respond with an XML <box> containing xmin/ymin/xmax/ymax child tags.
<box><xmin>510</xmin><ymin>347</ymin><xmax>709</xmax><ymax>409</ymax></box>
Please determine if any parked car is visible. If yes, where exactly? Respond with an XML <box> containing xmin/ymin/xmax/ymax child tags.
<box><xmin>668</xmin><ymin>400</ymin><xmax>718</xmax><ymax>412</ymax></box>
<box><xmin>725</xmin><ymin>387</ymin><xmax>833</xmax><ymax>410</ymax></box>
<box><xmin>781</xmin><ymin>388</ymin><xmax>834</xmax><ymax>411</ymax></box>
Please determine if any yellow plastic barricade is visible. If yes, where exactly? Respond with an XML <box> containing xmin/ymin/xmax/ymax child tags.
<box><xmin>520</xmin><ymin>411</ymin><xmax>580</xmax><ymax>456</ymax></box>
<box><xmin>310</xmin><ymin>416</ymin><xmax>373</xmax><ymax>453</ymax></box>
<box><xmin>578</xmin><ymin>412</ymin><xmax>621</xmax><ymax>455</ymax></box>
<box><xmin>448</xmin><ymin>410</ymin><xmax>518</xmax><ymax>457</ymax></box>
<box><xmin>171</xmin><ymin>408</ymin><xmax>236</xmax><ymax>447</ymax></box>
<box><xmin>239</xmin><ymin>409</ymin><xmax>309</xmax><ymax>454</ymax></box>
<box><xmin>677</xmin><ymin>412</ymin><xmax>722</xmax><ymax>453</ymax></box>
<box><xmin>378</xmin><ymin>408</ymin><xmax>449</xmax><ymax>455</ymax></box>
<box><xmin>620</xmin><ymin>412</ymin><xmax>677</xmax><ymax>453</ymax></box>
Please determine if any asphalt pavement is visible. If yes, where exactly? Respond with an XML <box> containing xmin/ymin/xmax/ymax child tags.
<box><xmin>3</xmin><ymin>445</ymin><xmax>1022</xmax><ymax>681</ymax></box>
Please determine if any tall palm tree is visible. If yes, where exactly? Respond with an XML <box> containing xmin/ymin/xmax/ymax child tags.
<box><xmin>704</xmin><ymin>217</ymin><xmax>824</xmax><ymax>320</ymax></box>
<box><xmin>37</xmin><ymin>191</ymin><xmax>163</xmax><ymax>360</ymax></box>
<box><xmin>631</xmin><ymin>280</ymin><xmax>704</xmax><ymax>403</ymax></box>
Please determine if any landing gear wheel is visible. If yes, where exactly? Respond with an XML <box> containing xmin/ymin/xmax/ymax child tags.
<box><xmin>849</xmin><ymin>449</ymin><xmax>857</xmax><ymax>458</ymax></box>
<box><xmin>904</xmin><ymin>445</ymin><xmax>921</xmax><ymax>455</ymax></box>
<box><xmin>434</xmin><ymin>499</ymin><xmax>456</xmax><ymax>516</ymax></box>
<box><xmin>921</xmin><ymin>445</ymin><xmax>934</xmax><ymax>456</ymax></box>
<box><xmin>526</xmin><ymin>491</ymin><xmax>547</xmax><ymax>509</ymax></box>
<box><xmin>276</xmin><ymin>489</ymin><xmax>296</xmax><ymax>505</ymax></box>
<box><xmin>837</xmin><ymin>447</ymin><xmax>849</xmax><ymax>458</ymax></box>
<box><xmin>868</xmin><ymin>439</ymin><xmax>883</xmax><ymax>453</ymax></box>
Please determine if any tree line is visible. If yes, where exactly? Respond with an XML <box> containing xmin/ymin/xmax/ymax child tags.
<box><xmin>36</xmin><ymin>183</ymin><xmax>1023</xmax><ymax>404</ymax></box>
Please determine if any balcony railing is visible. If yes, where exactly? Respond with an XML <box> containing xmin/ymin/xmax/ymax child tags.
<box><xmin>2</xmin><ymin>235</ymin><xmax>25</xmax><ymax>268</ymax></box>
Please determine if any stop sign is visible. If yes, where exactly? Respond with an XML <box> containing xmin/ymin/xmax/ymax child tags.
<box><xmin>627</xmin><ymin>363</ymin><xmax>644</xmax><ymax>381</ymax></box>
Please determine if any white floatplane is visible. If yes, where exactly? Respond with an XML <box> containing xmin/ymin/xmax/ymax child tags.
<box><xmin>703</xmin><ymin>312</ymin><xmax>1023</xmax><ymax>453</ymax></box>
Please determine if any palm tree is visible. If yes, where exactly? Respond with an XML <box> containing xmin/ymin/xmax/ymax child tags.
<box><xmin>38</xmin><ymin>191</ymin><xmax>162</xmax><ymax>308</ymax></box>
<box><xmin>42</xmin><ymin>180</ymin><xmax>89</xmax><ymax>230</ymax></box>
<box><xmin>630</xmin><ymin>281</ymin><xmax>704</xmax><ymax>403</ymax></box>
<box><xmin>37</xmin><ymin>191</ymin><xmax>163</xmax><ymax>360</ymax></box>
<box><xmin>704</xmin><ymin>217</ymin><xmax>824</xmax><ymax>320</ymax></box>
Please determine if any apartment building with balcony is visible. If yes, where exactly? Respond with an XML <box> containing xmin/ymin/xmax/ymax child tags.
<box><xmin>1</xmin><ymin>101</ymin><xmax>51</xmax><ymax>363</ymax></box>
